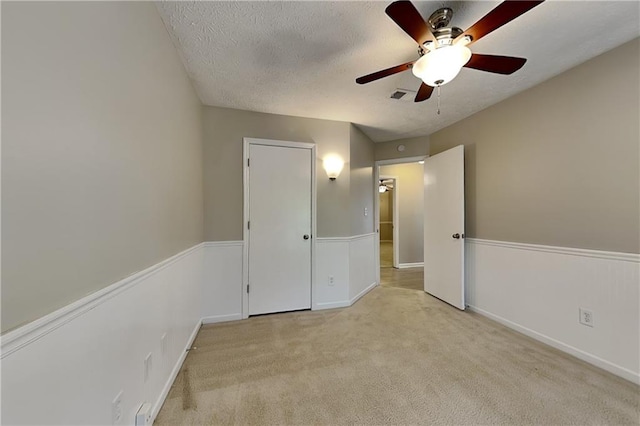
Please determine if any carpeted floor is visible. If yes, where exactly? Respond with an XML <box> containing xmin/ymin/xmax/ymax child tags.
<box><xmin>156</xmin><ymin>287</ymin><xmax>639</xmax><ymax>425</ymax></box>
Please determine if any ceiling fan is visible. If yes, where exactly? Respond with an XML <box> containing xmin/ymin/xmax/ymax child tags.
<box><xmin>356</xmin><ymin>0</ymin><xmax>545</xmax><ymax>103</ymax></box>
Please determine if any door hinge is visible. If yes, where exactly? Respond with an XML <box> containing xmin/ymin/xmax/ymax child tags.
<box><xmin>247</xmin><ymin>158</ymin><xmax>250</xmax><ymax>167</ymax></box>
<box><xmin>246</xmin><ymin>284</ymin><xmax>250</xmax><ymax>293</ymax></box>
<box><xmin>247</xmin><ymin>221</ymin><xmax>250</xmax><ymax>230</ymax></box>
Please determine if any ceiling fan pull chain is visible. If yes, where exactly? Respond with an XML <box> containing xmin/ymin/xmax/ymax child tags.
<box><xmin>437</xmin><ymin>85</ymin><xmax>441</xmax><ymax>115</ymax></box>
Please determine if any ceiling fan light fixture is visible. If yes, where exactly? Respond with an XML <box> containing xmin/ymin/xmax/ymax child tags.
<box><xmin>412</xmin><ymin>44</ymin><xmax>472</xmax><ymax>87</ymax></box>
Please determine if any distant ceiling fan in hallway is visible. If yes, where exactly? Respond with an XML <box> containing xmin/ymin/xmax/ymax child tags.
<box><xmin>356</xmin><ymin>0</ymin><xmax>545</xmax><ymax>103</ymax></box>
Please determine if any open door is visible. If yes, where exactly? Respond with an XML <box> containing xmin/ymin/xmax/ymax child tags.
<box><xmin>424</xmin><ymin>145</ymin><xmax>465</xmax><ymax>310</ymax></box>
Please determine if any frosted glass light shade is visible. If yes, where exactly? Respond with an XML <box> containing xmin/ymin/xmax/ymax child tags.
<box><xmin>323</xmin><ymin>155</ymin><xmax>344</xmax><ymax>180</ymax></box>
<box><xmin>379</xmin><ymin>185</ymin><xmax>387</xmax><ymax>193</ymax></box>
<box><xmin>412</xmin><ymin>45</ymin><xmax>472</xmax><ymax>87</ymax></box>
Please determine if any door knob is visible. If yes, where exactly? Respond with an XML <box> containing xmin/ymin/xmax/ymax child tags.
<box><xmin>452</xmin><ymin>233</ymin><xmax>461</xmax><ymax>239</ymax></box>
<box><xmin>303</xmin><ymin>234</ymin><xmax>310</xmax><ymax>240</ymax></box>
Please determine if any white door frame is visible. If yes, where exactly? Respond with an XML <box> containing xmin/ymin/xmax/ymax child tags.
<box><xmin>378</xmin><ymin>175</ymin><xmax>399</xmax><ymax>268</ymax></box>
<box><xmin>374</xmin><ymin>156</ymin><xmax>426</xmax><ymax>286</ymax></box>
<box><xmin>243</xmin><ymin>137</ymin><xmax>317</xmax><ymax>319</ymax></box>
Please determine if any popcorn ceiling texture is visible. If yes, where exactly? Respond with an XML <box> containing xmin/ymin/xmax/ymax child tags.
<box><xmin>155</xmin><ymin>1</ymin><xmax>639</xmax><ymax>142</ymax></box>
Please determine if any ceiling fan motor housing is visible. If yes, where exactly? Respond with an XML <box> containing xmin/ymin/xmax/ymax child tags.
<box><xmin>421</xmin><ymin>8</ymin><xmax>464</xmax><ymax>53</ymax></box>
<box><xmin>428</xmin><ymin>7</ymin><xmax>453</xmax><ymax>29</ymax></box>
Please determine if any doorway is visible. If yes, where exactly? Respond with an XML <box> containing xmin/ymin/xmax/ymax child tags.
<box><xmin>242</xmin><ymin>138</ymin><xmax>316</xmax><ymax>318</ymax></box>
<box><xmin>378</xmin><ymin>176</ymin><xmax>397</xmax><ymax>269</ymax></box>
<box><xmin>375</xmin><ymin>158</ymin><xmax>425</xmax><ymax>291</ymax></box>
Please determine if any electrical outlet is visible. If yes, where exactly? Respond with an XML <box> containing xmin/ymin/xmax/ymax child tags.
<box><xmin>579</xmin><ymin>308</ymin><xmax>594</xmax><ymax>327</ymax></box>
<box><xmin>161</xmin><ymin>333</ymin><xmax>167</xmax><ymax>356</ymax></box>
<box><xmin>328</xmin><ymin>276</ymin><xmax>334</xmax><ymax>286</ymax></box>
<box><xmin>112</xmin><ymin>390</ymin><xmax>123</xmax><ymax>424</ymax></box>
<box><xmin>144</xmin><ymin>353</ymin><xmax>152</xmax><ymax>382</ymax></box>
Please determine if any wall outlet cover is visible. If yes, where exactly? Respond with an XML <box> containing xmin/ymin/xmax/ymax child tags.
<box><xmin>579</xmin><ymin>308</ymin><xmax>594</xmax><ymax>327</ymax></box>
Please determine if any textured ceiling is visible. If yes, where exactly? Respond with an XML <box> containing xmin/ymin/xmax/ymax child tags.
<box><xmin>156</xmin><ymin>1</ymin><xmax>639</xmax><ymax>142</ymax></box>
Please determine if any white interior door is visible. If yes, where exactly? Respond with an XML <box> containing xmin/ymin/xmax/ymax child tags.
<box><xmin>424</xmin><ymin>145</ymin><xmax>465</xmax><ymax>310</ymax></box>
<box><xmin>248</xmin><ymin>143</ymin><xmax>312</xmax><ymax>315</ymax></box>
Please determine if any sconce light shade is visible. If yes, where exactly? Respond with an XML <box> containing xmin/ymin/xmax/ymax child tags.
<box><xmin>379</xmin><ymin>184</ymin><xmax>387</xmax><ymax>193</ymax></box>
<box><xmin>323</xmin><ymin>155</ymin><xmax>344</xmax><ymax>181</ymax></box>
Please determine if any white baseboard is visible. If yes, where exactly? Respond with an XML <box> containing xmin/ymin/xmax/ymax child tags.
<box><xmin>398</xmin><ymin>262</ymin><xmax>424</xmax><ymax>269</ymax></box>
<box><xmin>202</xmin><ymin>314</ymin><xmax>242</xmax><ymax>324</ymax></box>
<box><xmin>350</xmin><ymin>282</ymin><xmax>377</xmax><ymax>305</ymax></box>
<box><xmin>314</xmin><ymin>300</ymin><xmax>350</xmax><ymax>310</ymax></box>
<box><xmin>466</xmin><ymin>238</ymin><xmax>639</xmax><ymax>384</ymax></box>
<box><xmin>150</xmin><ymin>320</ymin><xmax>201</xmax><ymax>423</ymax></box>
<box><xmin>468</xmin><ymin>305</ymin><xmax>640</xmax><ymax>385</ymax></box>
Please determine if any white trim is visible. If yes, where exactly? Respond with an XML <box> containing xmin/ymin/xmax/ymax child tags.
<box><xmin>467</xmin><ymin>238</ymin><xmax>639</xmax><ymax>263</ymax></box>
<box><xmin>150</xmin><ymin>320</ymin><xmax>201</xmax><ymax>424</ymax></box>
<box><xmin>376</xmin><ymin>155</ymin><xmax>428</xmax><ymax>166</ymax></box>
<box><xmin>243</xmin><ymin>137</ymin><xmax>317</xmax><ymax>319</ymax></box>
<box><xmin>0</xmin><ymin>243</ymin><xmax>204</xmax><ymax>359</ymax></box>
<box><xmin>350</xmin><ymin>281</ymin><xmax>377</xmax><ymax>305</ymax></box>
<box><xmin>374</xmin><ymin>157</ymin><xmax>427</xmax><ymax>284</ymax></box>
<box><xmin>380</xmin><ymin>174</ymin><xmax>399</xmax><ymax>269</ymax></box>
<box><xmin>203</xmin><ymin>241</ymin><xmax>243</xmax><ymax>248</ymax></box>
<box><xmin>244</xmin><ymin>137</ymin><xmax>315</xmax><ymax>150</ymax></box>
<box><xmin>314</xmin><ymin>301</ymin><xmax>351</xmax><ymax>310</ymax></box>
<box><xmin>315</xmin><ymin>236</ymin><xmax>351</xmax><ymax>243</ymax></box>
<box><xmin>201</xmin><ymin>314</ymin><xmax>242</xmax><ymax>324</ymax></box>
<box><xmin>348</xmin><ymin>232</ymin><xmax>377</xmax><ymax>242</ymax></box>
<box><xmin>398</xmin><ymin>262</ymin><xmax>424</xmax><ymax>269</ymax></box>
<box><xmin>316</xmin><ymin>233</ymin><xmax>377</xmax><ymax>243</ymax></box>
<box><xmin>467</xmin><ymin>305</ymin><xmax>640</xmax><ymax>385</ymax></box>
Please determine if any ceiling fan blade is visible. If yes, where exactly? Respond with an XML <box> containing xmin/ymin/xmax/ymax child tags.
<box><xmin>356</xmin><ymin>61</ymin><xmax>414</xmax><ymax>85</ymax></box>
<box><xmin>414</xmin><ymin>83</ymin><xmax>434</xmax><ymax>102</ymax></box>
<box><xmin>385</xmin><ymin>1</ymin><xmax>437</xmax><ymax>46</ymax></box>
<box><xmin>464</xmin><ymin>53</ymin><xmax>527</xmax><ymax>74</ymax></box>
<box><xmin>455</xmin><ymin>1</ymin><xmax>545</xmax><ymax>45</ymax></box>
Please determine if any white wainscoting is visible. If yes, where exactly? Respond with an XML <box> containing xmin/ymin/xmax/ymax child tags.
<box><xmin>465</xmin><ymin>238</ymin><xmax>640</xmax><ymax>384</ymax></box>
<box><xmin>202</xmin><ymin>241</ymin><xmax>243</xmax><ymax>324</ymax></box>
<box><xmin>314</xmin><ymin>238</ymin><xmax>350</xmax><ymax>309</ymax></box>
<box><xmin>349</xmin><ymin>233</ymin><xmax>378</xmax><ymax>303</ymax></box>
<box><xmin>0</xmin><ymin>243</ymin><xmax>205</xmax><ymax>425</ymax></box>
<box><xmin>0</xmin><ymin>234</ymin><xmax>379</xmax><ymax>425</ymax></box>
<box><xmin>316</xmin><ymin>233</ymin><xmax>378</xmax><ymax>309</ymax></box>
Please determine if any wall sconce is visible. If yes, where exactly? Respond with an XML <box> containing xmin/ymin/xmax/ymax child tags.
<box><xmin>323</xmin><ymin>155</ymin><xmax>344</xmax><ymax>181</ymax></box>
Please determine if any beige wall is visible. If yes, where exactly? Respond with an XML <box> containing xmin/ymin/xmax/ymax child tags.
<box><xmin>380</xmin><ymin>163</ymin><xmax>424</xmax><ymax>264</ymax></box>
<box><xmin>374</xmin><ymin>135</ymin><xmax>429</xmax><ymax>161</ymax></box>
<box><xmin>379</xmin><ymin>190</ymin><xmax>393</xmax><ymax>241</ymax></box>
<box><xmin>1</xmin><ymin>2</ymin><xmax>204</xmax><ymax>332</ymax></box>
<box><xmin>349</xmin><ymin>125</ymin><xmax>375</xmax><ymax>236</ymax></box>
<box><xmin>203</xmin><ymin>106</ymin><xmax>354</xmax><ymax>239</ymax></box>
<box><xmin>430</xmin><ymin>38</ymin><xmax>639</xmax><ymax>254</ymax></box>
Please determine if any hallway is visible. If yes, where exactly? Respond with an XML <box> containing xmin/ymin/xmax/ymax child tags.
<box><xmin>379</xmin><ymin>241</ymin><xmax>423</xmax><ymax>291</ymax></box>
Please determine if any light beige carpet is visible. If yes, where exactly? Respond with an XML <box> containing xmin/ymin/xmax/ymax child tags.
<box><xmin>156</xmin><ymin>287</ymin><xmax>639</xmax><ymax>425</ymax></box>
